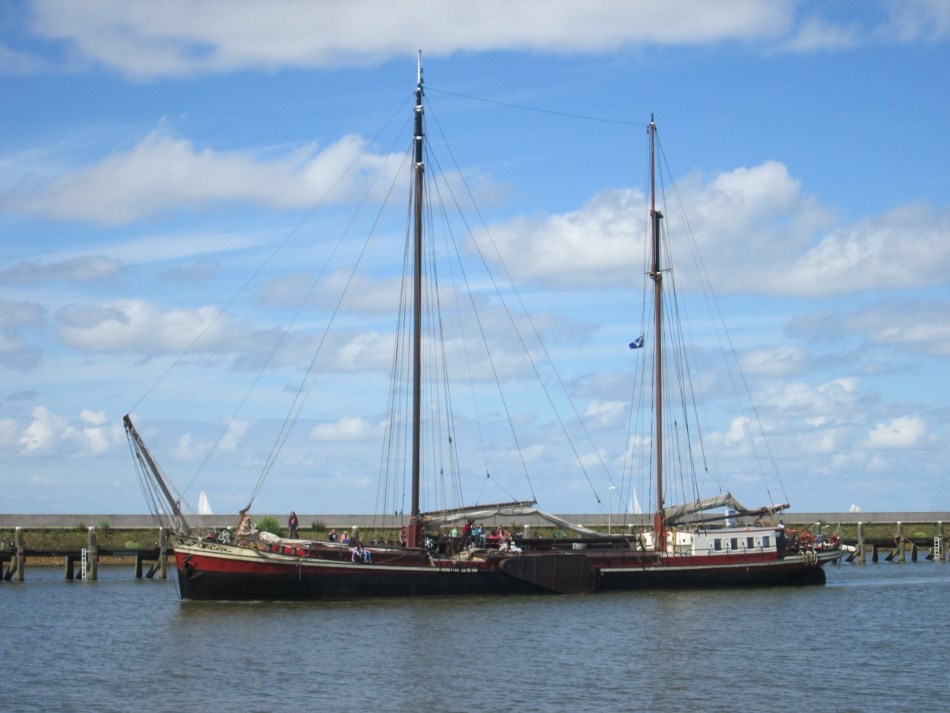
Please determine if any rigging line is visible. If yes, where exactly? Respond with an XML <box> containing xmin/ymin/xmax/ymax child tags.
<box><xmin>422</xmin><ymin>142</ymin><xmax>494</xmax><ymax>499</ymax></box>
<box><xmin>426</xmin><ymin>86</ymin><xmax>646</xmax><ymax>127</ymax></box>
<box><xmin>425</xmin><ymin>96</ymin><xmax>613</xmax><ymax>505</ymax></box>
<box><xmin>378</xmin><ymin>185</ymin><xmax>415</xmax><ymax>519</ymax></box>
<box><xmin>659</xmin><ymin>208</ymin><xmax>706</xmax><ymax>506</ymax></box>
<box><xmin>622</xmin><ymin>131</ymin><xmax>655</xmax><ymax>515</ymax></box>
<box><xmin>376</xmin><ymin>196</ymin><xmax>410</xmax><ymax>519</ymax></box>
<box><xmin>655</xmin><ymin>154</ymin><xmax>713</xmax><ymax>500</ymax></box>
<box><xmin>425</xmin><ymin>187</ymin><xmax>466</xmax><ymax>508</ymax></box>
<box><xmin>657</xmin><ymin>135</ymin><xmax>786</xmax><ymax>506</ymax></box>
<box><xmin>128</xmin><ymin>93</ymin><xmax>415</xmax><ymax>418</ymax></box>
<box><xmin>249</xmin><ymin>133</ymin><xmax>414</xmax><ymax>507</ymax></box>
<box><xmin>420</xmin><ymin>139</ymin><xmax>537</xmax><ymax>503</ymax></box>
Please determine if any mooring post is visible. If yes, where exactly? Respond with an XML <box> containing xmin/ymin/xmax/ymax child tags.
<box><xmin>159</xmin><ymin>527</ymin><xmax>167</xmax><ymax>579</ymax></box>
<box><xmin>938</xmin><ymin>521</ymin><xmax>945</xmax><ymax>562</ymax></box>
<box><xmin>15</xmin><ymin>527</ymin><xmax>25</xmax><ymax>581</ymax></box>
<box><xmin>896</xmin><ymin>521</ymin><xmax>905</xmax><ymax>562</ymax></box>
<box><xmin>87</xmin><ymin>526</ymin><xmax>98</xmax><ymax>580</ymax></box>
<box><xmin>856</xmin><ymin>521</ymin><xmax>865</xmax><ymax>563</ymax></box>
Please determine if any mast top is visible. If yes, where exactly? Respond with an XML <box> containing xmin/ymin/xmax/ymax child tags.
<box><xmin>417</xmin><ymin>50</ymin><xmax>423</xmax><ymax>88</ymax></box>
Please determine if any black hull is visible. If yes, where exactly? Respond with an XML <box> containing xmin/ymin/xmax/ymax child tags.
<box><xmin>596</xmin><ymin>561</ymin><xmax>827</xmax><ymax>591</ymax></box>
<box><xmin>176</xmin><ymin>566</ymin><xmax>550</xmax><ymax>601</ymax></box>
<box><xmin>174</xmin><ymin>554</ymin><xmax>829</xmax><ymax>601</ymax></box>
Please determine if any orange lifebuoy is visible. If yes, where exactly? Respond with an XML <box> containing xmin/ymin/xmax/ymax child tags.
<box><xmin>799</xmin><ymin>532</ymin><xmax>813</xmax><ymax>545</ymax></box>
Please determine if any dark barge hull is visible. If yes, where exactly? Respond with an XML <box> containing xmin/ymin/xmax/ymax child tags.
<box><xmin>172</xmin><ymin>541</ymin><xmax>833</xmax><ymax>601</ymax></box>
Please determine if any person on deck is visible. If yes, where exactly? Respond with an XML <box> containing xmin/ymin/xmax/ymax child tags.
<box><xmin>288</xmin><ymin>511</ymin><xmax>299</xmax><ymax>539</ymax></box>
<box><xmin>328</xmin><ymin>528</ymin><xmax>338</xmax><ymax>542</ymax></box>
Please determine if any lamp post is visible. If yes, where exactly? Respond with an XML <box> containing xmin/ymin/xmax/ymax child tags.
<box><xmin>608</xmin><ymin>486</ymin><xmax>617</xmax><ymax>534</ymax></box>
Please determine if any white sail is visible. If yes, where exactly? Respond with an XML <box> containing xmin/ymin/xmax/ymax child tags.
<box><xmin>198</xmin><ymin>490</ymin><xmax>213</xmax><ymax>515</ymax></box>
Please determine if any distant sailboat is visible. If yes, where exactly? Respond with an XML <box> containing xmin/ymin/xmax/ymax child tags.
<box><xmin>629</xmin><ymin>488</ymin><xmax>642</xmax><ymax>515</ymax></box>
<box><xmin>198</xmin><ymin>491</ymin><xmax>213</xmax><ymax>515</ymax></box>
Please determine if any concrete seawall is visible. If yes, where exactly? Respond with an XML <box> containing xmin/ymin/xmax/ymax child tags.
<box><xmin>2</xmin><ymin>512</ymin><xmax>949</xmax><ymax>529</ymax></box>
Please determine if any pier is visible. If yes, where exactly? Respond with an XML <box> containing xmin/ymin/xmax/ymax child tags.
<box><xmin>1</xmin><ymin>525</ymin><xmax>170</xmax><ymax>582</ymax></box>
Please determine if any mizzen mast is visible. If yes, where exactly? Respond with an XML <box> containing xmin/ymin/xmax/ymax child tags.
<box><xmin>648</xmin><ymin>116</ymin><xmax>666</xmax><ymax>547</ymax></box>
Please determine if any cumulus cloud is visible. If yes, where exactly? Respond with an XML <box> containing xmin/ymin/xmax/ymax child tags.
<box><xmin>583</xmin><ymin>399</ymin><xmax>626</xmax><ymax>428</ymax></box>
<box><xmin>310</xmin><ymin>416</ymin><xmax>373</xmax><ymax>441</ymax></box>
<box><xmin>16</xmin><ymin>405</ymin><xmax>120</xmax><ymax>456</ymax></box>
<box><xmin>482</xmin><ymin>161</ymin><xmax>949</xmax><ymax>298</ymax></box>
<box><xmin>787</xmin><ymin>299</ymin><xmax>950</xmax><ymax>359</ymax></box>
<box><xmin>55</xmin><ymin>298</ymin><xmax>226</xmax><ymax>353</ymax></box>
<box><xmin>4</xmin><ymin>129</ymin><xmax>400</xmax><ymax>225</ymax></box>
<box><xmin>740</xmin><ymin>345</ymin><xmax>808</xmax><ymax>377</ymax></box>
<box><xmin>865</xmin><ymin>415</ymin><xmax>932</xmax><ymax>449</ymax></box>
<box><xmin>26</xmin><ymin>1</ymin><xmax>793</xmax><ymax>79</ymax></box>
<box><xmin>762</xmin><ymin>377</ymin><xmax>867</xmax><ymax>423</ymax></box>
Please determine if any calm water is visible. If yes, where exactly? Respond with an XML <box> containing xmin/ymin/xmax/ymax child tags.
<box><xmin>2</xmin><ymin>563</ymin><xmax>948</xmax><ymax>712</ymax></box>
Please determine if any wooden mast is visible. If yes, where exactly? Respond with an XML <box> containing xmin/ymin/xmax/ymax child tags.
<box><xmin>409</xmin><ymin>52</ymin><xmax>425</xmax><ymax>549</ymax></box>
<box><xmin>648</xmin><ymin>116</ymin><xmax>666</xmax><ymax>548</ymax></box>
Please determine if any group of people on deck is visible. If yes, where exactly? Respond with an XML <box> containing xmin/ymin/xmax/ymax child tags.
<box><xmin>459</xmin><ymin>520</ymin><xmax>517</xmax><ymax>550</ymax></box>
<box><xmin>327</xmin><ymin>528</ymin><xmax>351</xmax><ymax>544</ymax></box>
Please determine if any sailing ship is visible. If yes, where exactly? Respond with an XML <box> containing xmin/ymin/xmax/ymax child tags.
<box><xmin>125</xmin><ymin>57</ymin><xmax>841</xmax><ymax>601</ymax></box>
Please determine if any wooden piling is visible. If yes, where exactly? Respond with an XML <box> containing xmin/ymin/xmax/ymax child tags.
<box><xmin>87</xmin><ymin>527</ymin><xmax>98</xmax><ymax>580</ymax></box>
<box><xmin>159</xmin><ymin>527</ymin><xmax>168</xmax><ymax>579</ymax></box>
<box><xmin>938</xmin><ymin>521</ymin><xmax>945</xmax><ymax>562</ymax></box>
<box><xmin>856</xmin><ymin>521</ymin><xmax>866</xmax><ymax>563</ymax></box>
<box><xmin>896</xmin><ymin>521</ymin><xmax>905</xmax><ymax>562</ymax></box>
<box><xmin>15</xmin><ymin>527</ymin><xmax>24</xmax><ymax>581</ymax></box>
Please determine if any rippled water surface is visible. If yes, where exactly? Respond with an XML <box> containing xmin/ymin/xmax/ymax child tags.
<box><xmin>3</xmin><ymin>563</ymin><xmax>948</xmax><ymax>712</ymax></box>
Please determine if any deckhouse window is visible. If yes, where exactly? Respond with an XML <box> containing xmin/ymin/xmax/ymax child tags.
<box><xmin>714</xmin><ymin>539</ymin><xmax>722</xmax><ymax>551</ymax></box>
<box><xmin>763</xmin><ymin>536</ymin><xmax>771</xmax><ymax>547</ymax></box>
<box><xmin>730</xmin><ymin>538</ymin><xmax>738</xmax><ymax>550</ymax></box>
<box><xmin>746</xmin><ymin>537</ymin><xmax>755</xmax><ymax>548</ymax></box>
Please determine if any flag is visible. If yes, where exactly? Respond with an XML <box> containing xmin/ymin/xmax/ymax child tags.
<box><xmin>628</xmin><ymin>335</ymin><xmax>644</xmax><ymax>349</ymax></box>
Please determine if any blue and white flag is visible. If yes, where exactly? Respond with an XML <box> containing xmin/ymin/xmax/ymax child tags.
<box><xmin>629</xmin><ymin>335</ymin><xmax>644</xmax><ymax>349</ymax></box>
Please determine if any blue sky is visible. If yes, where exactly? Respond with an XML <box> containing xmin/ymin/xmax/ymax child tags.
<box><xmin>1</xmin><ymin>0</ymin><xmax>948</xmax><ymax>517</ymax></box>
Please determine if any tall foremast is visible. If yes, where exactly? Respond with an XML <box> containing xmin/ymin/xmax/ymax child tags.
<box><xmin>409</xmin><ymin>51</ymin><xmax>425</xmax><ymax>548</ymax></box>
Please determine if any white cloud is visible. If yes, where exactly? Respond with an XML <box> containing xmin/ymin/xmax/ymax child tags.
<box><xmin>483</xmin><ymin>188</ymin><xmax>643</xmax><ymax>287</ymax></box>
<box><xmin>775</xmin><ymin>204</ymin><xmax>950</xmax><ymax>296</ymax></box>
<box><xmin>28</xmin><ymin>0</ymin><xmax>793</xmax><ymax>79</ymax></box>
<box><xmin>865</xmin><ymin>415</ymin><xmax>932</xmax><ymax>449</ymax></box>
<box><xmin>485</xmin><ymin>160</ymin><xmax>950</xmax><ymax>299</ymax></box>
<box><xmin>886</xmin><ymin>0</ymin><xmax>950</xmax><ymax>42</ymax></box>
<box><xmin>764</xmin><ymin>377</ymin><xmax>864</xmax><ymax>423</ymax></box>
<box><xmin>310</xmin><ymin>416</ymin><xmax>373</xmax><ymax>441</ymax></box>
<box><xmin>80</xmin><ymin>409</ymin><xmax>108</xmax><ymax>427</ymax></box>
<box><xmin>4</xmin><ymin>129</ymin><xmax>399</xmax><ymax>225</ymax></box>
<box><xmin>19</xmin><ymin>405</ymin><xmax>65</xmax><ymax>454</ymax></box>
<box><xmin>219</xmin><ymin>419</ymin><xmax>249</xmax><ymax>450</ymax></box>
<box><xmin>741</xmin><ymin>345</ymin><xmax>808</xmax><ymax>377</ymax></box>
<box><xmin>788</xmin><ymin>299</ymin><xmax>950</xmax><ymax>359</ymax></box>
<box><xmin>583</xmin><ymin>399</ymin><xmax>626</xmax><ymax>428</ymax></box>
<box><xmin>783</xmin><ymin>18</ymin><xmax>861</xmax><ymax>52</ymax></box>
<box><xmin>173</xmin><ymin>432</ymin><xmax>202</xmax><ymax>461</ymax></box>
<box><xmin>15</xmin><ymin>406</ymin><xmax>121</xmax><ymax>456</ymax></box>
